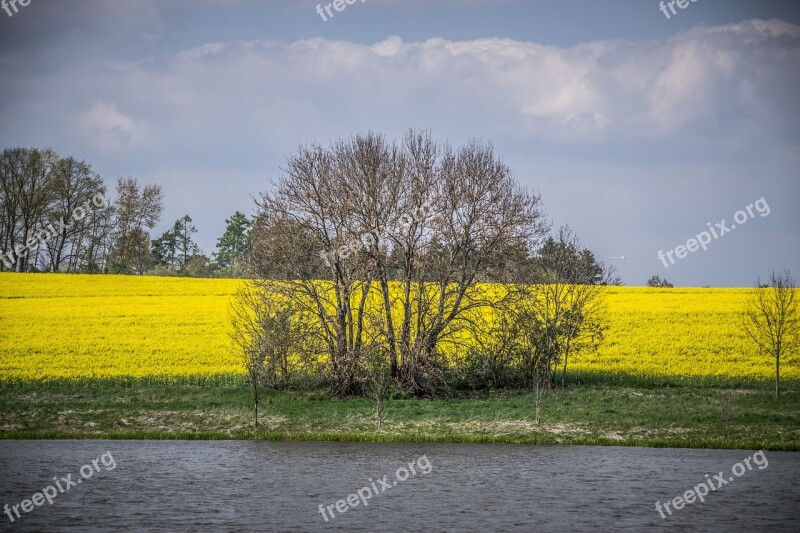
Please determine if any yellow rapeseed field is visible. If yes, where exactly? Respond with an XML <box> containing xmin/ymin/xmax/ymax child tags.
<box><xmin>0</xmin><ymin>274</ymin><xmax>243</xmax><ymax>381</ymax></box>
<box><xmin>0</xmin><ymin>274</ymin><xmax>795</xmax><ymax>384</ymax></box>
<box><xmin>573</xmin><ymin>286</ymin><xmax>798</xmax><ymax>384</ymax></box>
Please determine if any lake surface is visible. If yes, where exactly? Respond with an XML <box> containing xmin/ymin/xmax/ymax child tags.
<box><xmin>0</xmin><ymin>441</ymin><xmax>798</xmax><ymax>531</ymax></box>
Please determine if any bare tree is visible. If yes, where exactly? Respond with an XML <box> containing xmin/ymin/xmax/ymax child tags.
<box><xmin>0</xmin><ymin>147</ymin><xmax>57</xmax><ymax>271</ymax></box>
<box><xmin>109</xmin><ymin>177</ymin><xmax>164</xmax><ymax>273</ymax></box>
<box><xmin>0</xmin><ymin>148</ymin><xmax>115</xmax><ymax>273</ymax></box>
<box><xmin>230</xmin><ymin>285</ymin><xmax>267</xmax><ymax>427</ymax></box>
<box><xmin>397</xmin><ymin>137</ymin><xmax>547</xmax><ymax>394</ymax></box>
<box><xmin>77</xmin><ymin>203</ymin><xmax>115</xmax><ymax>272</ymax></box>
<box><xmin>249</xmin><ymin>141</ymin><xmax>373</xmax><ymax>396</ymax></box>
<box><xmin>44</xmin><ymin>156</ymin><xmax>106</xmax><ymax>272</ymax></box>
<box><xmin>329</xmin><ymin>132</ymin><xmax>410</xmax><ymax>381</ymax></box>
<box><xmin>743</xmin><ymin>269</ymin><xmax>799</xmax><ymax>399</ymax></box>
<box><xmin>247</xmin><ymin>131</ymin><xmax>548</xmax><ymax>397</ymax></box>
<box><xmin>230</xmin><ymin>284</ymin><xmax>313</xmax><ymax>427</ymax></box>
<box><xmin>456</xmin><ymin>301</ymin><xmax>529</xmax><ymax>390</ymax></box>
<box><xmin>530</xmin><ymin>343</ymin><xmax>548</xmax><ymax>425</ymax></box>
<box><xmin>249</xmin><ymin>134</ymin><xmax>406</xmax><ymax>396</ymax></box>
<box><xmin>362</xmin><ymin>346</ymin><xmax>391</xmax><ymax>431</ymax></box>
<box><xmin>518</xmin><ymin>227</ymin><xmax>607</xmax><ymax>389</ymax></box>
<box><xmin>501</xmin><ymin>310</ymin><xmax>548</xmax><ymax>424</ymax></box>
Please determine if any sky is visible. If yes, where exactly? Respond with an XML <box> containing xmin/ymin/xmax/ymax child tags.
<box><xmin>0</xmin><ymin>0</ymin><xmax>798</xmax><ymax>286</ymax></box>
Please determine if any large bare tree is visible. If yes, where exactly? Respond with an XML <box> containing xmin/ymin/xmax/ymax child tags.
<box><xmin>249</xmin><ymin>141</ymin><xmax>372</xmax><ymax>396</ymax></box>
<box><xmin>246</xmin><ymin>131</ymin><xmax>548</xmax><ymax>396</ymax></box>
<box><xmin>401</xmin><ymin>139</ymin><xmax>547</xmax><ymax>393</ymax></box>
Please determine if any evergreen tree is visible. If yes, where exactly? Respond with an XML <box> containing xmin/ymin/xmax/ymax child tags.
<box><xmin>214</xmin><ymin>211</ymin><xmax>251</xmax><ymax>269</ymax></box>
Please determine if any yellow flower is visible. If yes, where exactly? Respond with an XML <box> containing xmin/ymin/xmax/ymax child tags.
<box><xmin>0</xmin><ymin>274</ymin><xmax>794</xmax><ymax>384</ymax></box>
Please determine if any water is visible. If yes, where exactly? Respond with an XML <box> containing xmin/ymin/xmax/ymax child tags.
<box><xmin>0</xmin><ymin>441</ymin><xmax>798</xmax><ymax>531</ymax></box>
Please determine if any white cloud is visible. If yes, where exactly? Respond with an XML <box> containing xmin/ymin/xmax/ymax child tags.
<box><xmin>79</xmin><ymin>18</ymin><xmax>794</xmax><ymax>146</ymax></box>
<box><xmin>3</xmin><ymin>17</ymin><xmax>795</xmax><ymax>162</ymax></box>
<box><xmin>83</xmin><ymin>102</ymin><xmax>138</xmax><ymax>151</ymax></box>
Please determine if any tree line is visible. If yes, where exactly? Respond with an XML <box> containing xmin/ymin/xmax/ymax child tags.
<box><xmin>0</xmin><ymin>147</ymin><xmax>252</xmax><ymax>276</ymax></box>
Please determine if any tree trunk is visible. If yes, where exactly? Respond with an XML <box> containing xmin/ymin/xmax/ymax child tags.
<box><xmin>776</xmin><ymin>356</ymin><xmax>781</xmax><ymax>399</ymax></box>
<box><xmin>378</xmin><ymin>276</ymin><xmax>398</xmax><ymax>379</ymax></box>
<box><xmin>254</xmin><ymin>395</ymin><xmax>258</xmax><ymax>428</ymax></box>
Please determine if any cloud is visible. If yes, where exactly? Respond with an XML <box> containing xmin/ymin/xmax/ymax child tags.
<box><xmin>83</xmin><ymin>102</ymin><xmax>138</xmax><ymax>151</ymax></box>
<box><xmin>3</xmin><ymin>17</ymin><xmax>798</xmax><ymax>170</ymax></box>
<box><xmin>65</xmin><ymin>17</ymin><xmax>794</xmax><ymax>148</ymax></box>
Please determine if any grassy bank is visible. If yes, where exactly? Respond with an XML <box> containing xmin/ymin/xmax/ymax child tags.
<box><xmin>1</xmin><ymin>381</ymin><xmax>798</xmax><ymax>450</ymax></box>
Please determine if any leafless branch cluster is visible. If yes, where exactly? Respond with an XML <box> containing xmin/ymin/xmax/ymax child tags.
<box><xmin>243</xmin><ymin>130</ymin><xmax>548</xmax><ymax>397</ymax></box>
<box><xmin>458</xmin><ymin>228</ymin><xmax>607</xmax><ymax>423</ymax></box>
<box><xmin>743</xmin><ymin>269</ymin><xmax>799</xmax><ymax>398</ymax></box>
<box><xmin>230</xmin><ymin>283</ymin><xmax>320</xmax><ymax>426</ymax></box>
